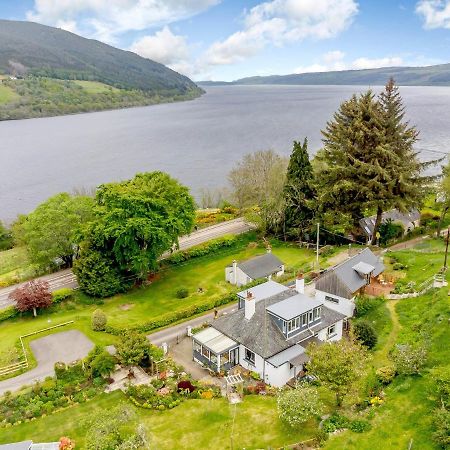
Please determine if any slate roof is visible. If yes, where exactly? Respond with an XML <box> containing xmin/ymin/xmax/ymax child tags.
<box><xmin>237</xmin><ymin>280</ymin><xmax>289</xmax><ymax>303</ymax></box>
<box><xmin>359</xmin><ymin>209</ymin><xmax>420</xmax><ymax>238</ymax></box>
<box><xmin>0</xmin><ymin>443</ymin><xmax>32</xmax><ymax>450</ymax></box>
<box><xmin>234</xmin><ymin>253</ymin><xmax>284</xmax><ymax>279</ymax></box>
<box><xmin>212</xmin><ymin>290</ymin><xmax>345</xmax><ymax>359</ymax></box>
<box><xmin>315</xmin><ymin>248</ymin><xmax>384</xmax><ymax>299</ymax></box>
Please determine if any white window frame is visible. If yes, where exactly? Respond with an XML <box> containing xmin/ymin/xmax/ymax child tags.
<box><xmin>287</xmin><ymin>316</ymin><xmax>301</xmax><ymax>333</ymax></box>
<box><xmin>308</xmin><ymin>311</ymin><xmax>313</xmax><ymax>323</ymax></box>
<box><xmin>302</xmin><ymin>313</ymin><xmax>307</xmax><ymax>326</ymax></box>
<box><xmin>327</xmin><ymin>324</ymin><xmax>337</xmax><ymax>338</ymax></box>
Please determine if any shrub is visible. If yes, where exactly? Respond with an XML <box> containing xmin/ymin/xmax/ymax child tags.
<box><xmin>52</xmin><ymin>288</ymin><xmax>74</xmax><ymax>304</ymax></box>
<box><xmin>91</xmin><ymin>309</ymin><xmax>107</xmax><ymax>331</ymax></box>
<box><xmin>313</xmin><ymin>429</ymin><xmax>329</xmax><ymax>447</ymax></box>
<box><xmin>177</xmin><ymin>380</ymin><xmax>196</xmax><ymax>393</ymax></box>
<box><xmin>349</xmin><ymin>419</ymin><xmax>372</xmax><ymax>433</ymax></box>
<box><xmin>393</xmin><ymin>262</ymin><xmax>406</xmax><ymax>271</ymax></box>
<box><xmin>354</xmin><ymin>296</ymin><xmax>383</xmax><ymax>318</ymax></box>
<box><xmin>322</xmin><ymin>413</ymin><xmax>350</xmax><ymax>433</ymax></box>
<box><xmin>0</xmin><ymin>306</ymin><xmax>19</xmax><ymax>323</ymax></box>
<box><xmin>175</xmin><ymin>288</ymin><xmax>189</xmax><ymax>299</ymax></box>
<box><xmin>379</xmin><ymin>219</ymin><xmax>404</xmax><ymax>245</ymax></box>
<box><xmin>376</xmin><ymin>366</ymin><xmax>396</xmax><ymax>385</ymax></box>
<box><xmin>391</xmin><ymin>343</ymin><xmax>427</xmax><ymax>375</ymax></box>
<box><xmin>353</xmin><ymin>320</ymin><xmax>378</xmax><ymax>349</ymax></box>
<box><xmin>54</xmin><ymin>362</ymin><xmax>67</xmax><ymax>379</ymax></box>
<box><xmin>277</xmin><ymin>383</ymin><xmax>323</xmax><ymax>428</ymax></box>
<box><xmin>90</xmin><ymin>352</ymin><xmax>116</xmax><ymax>377</ymax></box>
<box><xmin>432</xmin><ymin>407</ymin><xmax>450</xmax><ymax>448</ymax></box>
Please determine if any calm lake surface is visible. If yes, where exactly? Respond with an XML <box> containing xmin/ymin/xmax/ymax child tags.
<box><xmin>1</xmin><ymin>84</ymin><xmax>449</xmax><ymax>222</ymax></box>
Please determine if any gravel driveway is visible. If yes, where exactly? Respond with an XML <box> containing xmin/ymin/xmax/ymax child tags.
<box><xmin>0</xmin><ymin>330</ymin><xmax>94</xmax><ymax>395</ymax></box>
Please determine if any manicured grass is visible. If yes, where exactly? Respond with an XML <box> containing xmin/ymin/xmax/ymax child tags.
<box><xmin>0</xmin><ymin>247</ymin><xmax>35</xmax><ymax>283</ymax></box>
<box><xmin>73</xmin><ymin>80</ymin><xmax>119</xmax><ymax>94</ymax></box>
<box><xmin>0</xmin><ymin>237</ymin><xmax>316</xmax><ymax>370</ymax></box>
<box><xmin>0</xmin><ymin>84</ymin><xmax>19</xmax><ymax>104</ymax></box>
<box><xmin>0</xmin><ymin>392</ymin><xmax>317</xmax><ymax>449</ymax></box>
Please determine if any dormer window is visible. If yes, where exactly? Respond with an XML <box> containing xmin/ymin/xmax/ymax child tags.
<box><xmin>287</xmin><ymin>316</ymin><xmax>301</xmax><ymax>332</ymax></box>
<box><xmin>313</xmin><ymin>306</ymin><xmax>322</xmax><ymax>320</ymax></box>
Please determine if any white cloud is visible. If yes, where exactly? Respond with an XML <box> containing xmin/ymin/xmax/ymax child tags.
<box><xmin>130</xmin><ymin>26</ymin><xmax>189</xmax><ymax>66</ymax></box>
<box><xmin>27</xmin><ymin>0</ymin><xmax>220</xmax><ymax>43</ymax></box>
<box><xmin>294</xmin><ymin>51</ymin><xmax>403</xmax><ymax>73</ymax></box>
<box><xmin>203</xmin><ymin>0</ymin><xmax>358</xmax><ymax>66</ymax></box>
<box><xmin>416</xmin><ymin>0</ymin><xmax>450</xmax><ymax>29</ymax></box>
<box><xmin>55</xmin><ymin>20</ymin><xmax>79</xmax><ymax>34</ymax></box>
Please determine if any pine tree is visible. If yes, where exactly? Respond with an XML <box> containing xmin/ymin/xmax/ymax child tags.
<box><xmin>284</xmin><ymin>139</ymin><xmax>317</xmax><ymax>240</ymax></box>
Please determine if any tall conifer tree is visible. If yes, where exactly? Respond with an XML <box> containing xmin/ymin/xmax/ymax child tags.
<box><xmin>284</xmin><ymin>139</ymin><xmax>316</xmax><ymax>240</ymax></box>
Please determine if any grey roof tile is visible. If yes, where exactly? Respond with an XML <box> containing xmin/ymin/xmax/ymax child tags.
<box><xmin>236</xmin><ymin>253</ymin><xmax>284</xmax><ymax>279</ymax></box>
<box><xmin>359</xmin><ymin>208</ymin><xmax>420</xmax><ymax>237</ymax></box>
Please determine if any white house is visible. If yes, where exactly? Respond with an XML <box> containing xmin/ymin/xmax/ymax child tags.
<box><xmin>0</xmin><ymin>441</ymin><xmax>59</xmax><ymax>449</ymax></box>
<box><xmin>315</xmin><ymin>248</ymin><xmax>385</xmax><ymax>318</ymax></box>
<box><xmin>225</xmin><ymin>252</ymin><xmax>284</xmax><ymax>286</ymax></box>
<box><xmin>192</xmin><ymin>277</ymin><xmax>345</xmax><ymax>387</ymax></box>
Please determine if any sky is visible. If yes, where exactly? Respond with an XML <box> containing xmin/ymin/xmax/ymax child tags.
<box><xmin>1</xmin><ymin>0</ymin><xmax>450</xmax><ymax>81</ymax></box>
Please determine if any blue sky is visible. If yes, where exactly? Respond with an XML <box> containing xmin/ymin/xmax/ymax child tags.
<box><xmin>1</xmin><ymin>0</ymin><xmax>450</xmax><ymax>81</ymax></box>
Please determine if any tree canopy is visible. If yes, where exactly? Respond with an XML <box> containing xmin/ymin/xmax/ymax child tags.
<box><xmin>283</xmin><ymin>139</ymin><xmax>317</xmax><ymax>240</ymax></box>
<box><xmin>75</xmin><ymin>171</ymin><xmax>195</xmax><ymax>295</ymax></box>
<box><xmin>9</xmin><ymin>279</ymin><xmax>52</xmax><ymax>317</ymax></box>
<box><xmin>316</xmin><ymin>79</ymin><xmax>433</xmax><ymax>243</ymax></box>
<box><xmin>20</xmin><ymin>192</ymin><xmax>94</xmax><ymax>269</ymax></box>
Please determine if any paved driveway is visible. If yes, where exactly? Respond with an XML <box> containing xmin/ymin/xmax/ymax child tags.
<box><xmin>0</xmin><ymin>330</ymin><xmax>94</xmax><ymax>395</ymax></box>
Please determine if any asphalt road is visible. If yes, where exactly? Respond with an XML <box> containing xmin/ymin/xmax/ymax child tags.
<box><xmin>0</xmin><ymin>218</ymin><xmax>253</xmax><ymax>309</ymax></box>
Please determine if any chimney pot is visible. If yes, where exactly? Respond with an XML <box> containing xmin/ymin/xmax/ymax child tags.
<box><xmin>244</xmin><ymin>290</ymin><xmax>255</xmax><ymax>319</ymax></box>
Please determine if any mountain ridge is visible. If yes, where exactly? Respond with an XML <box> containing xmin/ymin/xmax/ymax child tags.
<box><xmin>198</xmin><ymin>63</ymin><xmax>450</xmax><ymax>86</ymax></box>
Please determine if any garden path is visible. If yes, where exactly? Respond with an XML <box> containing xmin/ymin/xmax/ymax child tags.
<box><xmin>375</xmin><ymin>300</ymin><xmax>401</xmax><ymax>367</ymax></box>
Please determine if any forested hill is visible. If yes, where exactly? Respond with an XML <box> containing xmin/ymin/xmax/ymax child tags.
<box><xmin>199</xmin><ymin>63</ymin><xmax>450</xmax><ymax>86</ymax></box>
<box><xmin>0</xmin><ymin>20</ymin><xmax>200</xmax><ymax>94</ymax></box>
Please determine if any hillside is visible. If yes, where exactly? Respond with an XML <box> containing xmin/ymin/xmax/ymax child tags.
<box><xmin>199</xmin><ymin>63</ymin><xmax>450</xmax><ymax>86</ymax></box>
<box><xmin>0</xmin><ymin>20</ymin><xmax>202</xmax><ymax>119</ymax></box>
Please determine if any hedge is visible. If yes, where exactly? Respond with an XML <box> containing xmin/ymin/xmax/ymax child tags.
<box><xmin>0</xmin><ymin>306</ymin><xmax>19</xmax><ymax>323</ymax></box>
<box><xmin>164</xmin><ymin>235</ymin><xmax>240</xmax><ymax>265</ymax></box>
<box><xmin>52</xmin><ymin>288</ymin><xmax>74</xmax><ymax>304</ymax></box>
<box><xmin>105</xmin><ymin>278</ymin><xmax>265</xmax><ymax>335</ymax></box>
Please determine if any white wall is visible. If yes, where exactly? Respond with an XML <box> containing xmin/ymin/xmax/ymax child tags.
<box><xmin>315</xmin><ymin>290</ymin><xmax>355</xmax><ymax>318</ymax></box>
<box><xmin>264</xmin><ymin>361</ymin><xmax>299</xmax><ymax>387</ymax></box>
<box><xmin>225</xmin><ymin>267</ymin><xmax>252</xmax><ymax>286</ymax></box>
<box><xmin>316</xmin><ymin>319</ymin><xmax>344</xmax><ymax>342</ymax></box>
<box><xmin>239</xmin><ymin>344</ymin><xmax>265</xmax><ymax>376</ymax></box>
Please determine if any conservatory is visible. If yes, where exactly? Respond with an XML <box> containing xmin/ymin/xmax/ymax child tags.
<box><xmin>192</xmin><ymin>327</ymin><xmax>239</xmax><ymax>373</ymax></box>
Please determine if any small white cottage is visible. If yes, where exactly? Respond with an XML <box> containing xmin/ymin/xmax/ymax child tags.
<box><xmin>225</xmin><ymin>252</ymin><xmax>284</xmax><ymax>286</ymax></box>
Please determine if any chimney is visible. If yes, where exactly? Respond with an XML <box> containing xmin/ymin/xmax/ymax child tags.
<box><xmin>295</xmin><ymin>273</ymin><xmax>304</xmax><ymax>294</ymax></box>
<box><xmin>244</xmin><ymin>290</ymin><xmax>255</xmax><ymax>320</ymax></box>
<box><xmin>232</xmin><ymin>260</ymin><xmax>237</xmax><ymax>285</ymax></box>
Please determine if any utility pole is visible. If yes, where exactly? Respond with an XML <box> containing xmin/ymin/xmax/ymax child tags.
<box><xmin>316</xmin><ymin>222</ymin><xmax>320</xmax><ymax>271</ymax></box>
<box><xmin>444</xmin><ymin>226</ymin><xmax>450</xmax><ymax>270</ymax></box>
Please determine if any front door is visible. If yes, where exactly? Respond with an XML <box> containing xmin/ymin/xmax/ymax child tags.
<box><xmin>229</xmin><ymin>347</ymin><xmax>239</xmax><ymax>366</ymax></box>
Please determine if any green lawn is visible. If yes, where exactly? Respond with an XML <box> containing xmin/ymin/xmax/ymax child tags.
<box><xmin>0</xmin><ymin>392</ymin><xmax>318</xmax><ymax>449</ymax></box>
<box><xmin>0</xmin><ymin>84</ymin><xmax>19</xmax><ymax>104</ymax></box>
<box><xmin>73</xmin><ymin>80</ymin><xmax>119</xmax><ymax>94</ymax></box>
<box><xmin>0</xmin><ymin>237</ymin><xmax>316</xmax><ymax>369</ymax></box>
<box><xmin>0</xmin><ymin>247</ymin><xmax>37</xmax><ymax>286</ymax></box>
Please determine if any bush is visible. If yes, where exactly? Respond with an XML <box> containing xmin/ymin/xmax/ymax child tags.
<box><xmin>432</xmin><ymin>407</ymin><xmax>450</xmax><ymax>448</ymax></box>
<box><xmin>177</xmin><ymin>380</ymin><xmax>196</xmax><ymax>393</ymax></box>
<box><xmin>379</xmin><ymin>219</ymin><xmax>404</xmax><ymax>245</ymax></box>
<box><xmin>354</xmin><ymin>296</ymin><xmax>383</xmax><ymax>318</ymax></box>
<box><xmin>391</xmin><ymin>343</ymin><xmax>427</xmax><ymax>375</ymax></box>
<box><xmin>322</xmin><ymin>413</ymin><xmax>351</xmax><ymax>433</ymax></box>
<box><xmin>0</xmin><ymin>306</ymin><xmax>19</xmax><ymax>323</ymax></box>
<box><xmin>353</xmin><ymin>320</ymin><xmax>378</xmax><ymax>349</ymax></box>
<box><xmin>376</xmin><ymin>366</ymin><xmax>396</xmax><ymax>385</ymax></box>
<box><xmin>175</xmin><ymin>288</ymin><xmax>189</xmax><ymax>299</ymax></box>
<box><xmin>313</xmin><ymin>429</ymin><xmax>329</xmax><ymax>447</ymax></box>
<box><xmin>393</xmin><ymin>262</ymin><xmax>406</xmax><ymax>271</ymax></box>
<box><xmin>91</xmin><ymin>309</ymin><xmax>107</xmax><ymax>331</ymax></box>
<box><xmin>52</xmin><ymin>288</ymin><xmax>74</xmax><ymax>304</ymax></box>
<box><xmin>54</xmin><ymin>362</ymin><xmax>67</xmax><ymax>379</ymax></box>
<box><xmin>349</xmin><ymin>419</ymin><xmax>372</xmax><ymax>433</ymax></box>
<box><xmin>90</xmin><ymin>352</ymin><xmax>116</xmax><ymax>377</ymax></box>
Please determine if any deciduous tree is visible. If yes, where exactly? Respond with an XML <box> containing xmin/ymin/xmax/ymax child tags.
<box><xmin>116</xmin><ymin>331</ymin><xmax>151</xmax><ymax>367</ymax></box>
<box><xmin>307</xmin><ymin>338</ymin><xmax>369</xmax><ymax>406</ymax></box>
<box><xmin>20</xmin><ymin>193</ymin><xmax>94</xmax><ymax>268</ymax></box>
<box><xmin>9</xmin><ymin>279</ymin><xmax>52</xmax><ymax>317</ymax></box>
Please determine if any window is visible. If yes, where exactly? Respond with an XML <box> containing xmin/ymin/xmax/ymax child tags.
<box><xmin>308</xmin><ymin>311</ymin><xmax>313</xmax><ymax>323</ymax></box>
<box><xmin>287</xmin><ymin>316</ymin><xmax>300</xmax><ymax>333</ymax></box>
<box><xmin>313</xmin><ymin>307</ymin><xmax>321</xmax><ymax>320</ymax></box>
<box><xmin>325</xmin><ymin>295</ymin><xmax>339</xmax><ymax>304</ymax></box>
<box><xmin>244</xmin><ymin>348</ymin><xmax>255</xmax><ymax>364</ymax></box>
<box><xmin>327</xmin><ymin>324</ymin><xmax>337</xmax><ymax>338</ymax></box>
<box><xmin>302</xmin><ymin>313</ymin><xmax>307</xmax><ymax>326</ymax></box>
<box><xmin>202</xmin><ymin>346</ymin><xmax>210</xmax><ymax>360</ymax></box>
<box><xmin>210</xmin><ymin>353</ymin><xmax>218</xmax><ymax>365</ymax></box>
<box><xmin>193</xmin><ymin>341</ymin><xmax>201</xmax><ymax>353</ymax></box>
